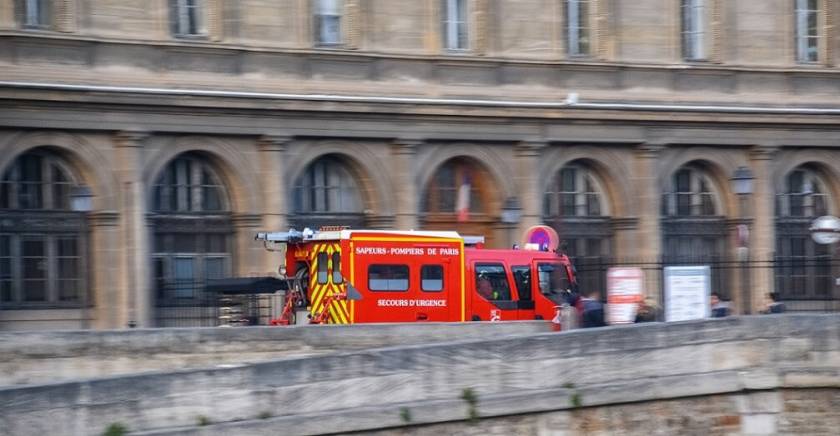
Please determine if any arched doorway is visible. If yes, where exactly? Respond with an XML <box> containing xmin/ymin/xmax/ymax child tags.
<box><xmin>0</xmin><ymin>149</ymin><xmax>89</xmax><ymax>319</ymax></box>
<box><xmin>543</xmin><ymin>161</ymin><xmax>612</xmax><ymax>293</ymax></box>
<box><xmin>775</xmin><ymin>165</ymin><xmax>837</xmax><ymax>310</ymax></box>
<box><xmin>291</xmin><ymin>154</ymin><xmax>366</xmax><ymax>229</ymax></box>
<box><xmin>150</xmin><ymin>152</ymin><xmax>233</xmax><ymax>327</ymax></box>
<box><xmin>661</xmin><ymin>162</ymin><xmax>730</xmax><ymax>298</ymax></box>
<box><xmin>421</xmin><ymin>157</ymin><xmax>499</xmax><ymax>247</ymax></box>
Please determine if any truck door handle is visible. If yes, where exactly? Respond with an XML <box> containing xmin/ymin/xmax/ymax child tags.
<box><xmin>416</xmin><ymin>312</ymin><xmax>428</xmax><ymax>321</ymax></box>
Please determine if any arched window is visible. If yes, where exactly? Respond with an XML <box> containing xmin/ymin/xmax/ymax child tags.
<box><xmin>421</xmin><ymin>157</ymin><xmax>498</xmax><ymax>247</ymax></box>
<box><xmin>292</xmin><ymin>156</ymin><xmax>365</xmax><ymax>229</ymax></box>
<box><xmin>0</xmin><ymin>150</ymin><xmax>87</xmax><ymax>307</ymax></box>
<box><xmin>150</xmin><ymin>153</ymin><xmax>232</xmax><ymax>326</ymax></box>
<box><xmin>423</xmin><ymin>159</ymin><xmax>485</xmax><ymax>214</ymax></box>
<box><xmin>544</xmin><ymin>165</ymin><xmax>606</xmax><ymax>218</ymax></box>
<box><xmin>775</xmin><ymin>166</ymin><xmax>834</xmax><ymax>305</ymax></box>
<box><xmin>294</xmin><ymin>156</ymin><xmax>362</xmax><ymax>214</ymax></box>
<box><xmin>777</xmin><ymin>168</ymin><xmax>829</xmax><ymax>217</ymax></box>
<box><xmin>543</xmin><ymin>163</ymin><xmax>611</xmax><ymax>293</ymax></box>
<box><xmin>661</xmin><ymin>163</ymin><xmax>728</xmax><ymax>297</ymax></box>
<box><xmin>662</xmin><ymin>166</ymin><xmax>719</xmax><ymax>217</ymax></box>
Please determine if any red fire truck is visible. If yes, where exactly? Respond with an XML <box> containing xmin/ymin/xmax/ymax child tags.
<box><xmin>253</xmin><ymin>227</ymin><xmax>577</xmax><ymax>325</ymax></box>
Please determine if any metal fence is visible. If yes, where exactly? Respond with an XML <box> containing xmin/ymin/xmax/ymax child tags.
<box><xmin>570</xmin><ymin>255</ymin><xmax>840</xmax><ymax>314</ymax></box>
<box><xmin>154</xmin><ymin>280</ymin><xmax>284</xmax><ymax>327</ymax></box>
<box><xmin>151</xmin><ymin>255</ymin><xmax>840</xmax><ymax>326</ymax></box>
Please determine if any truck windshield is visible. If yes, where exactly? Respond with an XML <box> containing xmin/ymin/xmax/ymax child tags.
<box><xmin>537</xmin><ymin>263</ymin><xmax>570</xmax><ymax>305</ymax></box>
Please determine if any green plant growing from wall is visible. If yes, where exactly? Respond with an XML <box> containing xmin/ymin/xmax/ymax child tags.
<box><xmin>197</xmin><ymin>415</ymin><xmax>212</xmax><ymax>426</ymax></box>
<box><xmin>102</xmin><ymin>423</ymin><xmax>128</xmax><ymax>436</ymax></box>
<box><xmin>399</xmin><ymin>407</ymin><xmax>412</xmax><ymax>424</ymax></box>
<box><xmin>460</xmin><ymin>387</ymin><xmax>479</xmax><ymax>423</ymax></box>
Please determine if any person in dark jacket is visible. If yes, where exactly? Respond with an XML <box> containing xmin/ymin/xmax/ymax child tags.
<box><xmin>763</xmin><ymin>292</ymin><xmax>786</xmax><ymax>314</ymax></box>
<box><xmin>710</xmin><ymin>292</ymin><xmax>730</xmax><ymax>318</ymax></box>
<box><xmin>580</xmin><ymin>289</ymin><xmax>606</xmax><ymax>328</ymax></box>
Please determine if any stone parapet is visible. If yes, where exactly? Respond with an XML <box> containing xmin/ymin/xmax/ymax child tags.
<box><xmin>1</xmin><ymin>315</ymin><xmax>839</xmax><ymax>435</ymax></box>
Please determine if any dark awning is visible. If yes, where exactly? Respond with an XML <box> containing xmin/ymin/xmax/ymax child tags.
<box><xmin>206</xmin><ymin>277</ymin><xmax>290</xmax><ymax>295</ymax></box>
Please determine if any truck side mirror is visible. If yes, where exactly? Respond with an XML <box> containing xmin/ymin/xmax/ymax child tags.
<box><xmin>346</xmin><ymin>284</ymin><xmax>363</xmax><ymax>301</ymax></box>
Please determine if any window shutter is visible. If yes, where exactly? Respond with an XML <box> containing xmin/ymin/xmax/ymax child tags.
<box><xmin>53</xmin><ymin>0</ymin><xmax>76</xmax><ymax>32</ymax></box>
<box><xmin>169</xmin><ymin>0</ymin><xmax>179</xmax><ymax>35</ymax></box>
<box><xmin>710</xmin><ymin>0</ymin><xmax>723</xmax><ymax>63</ymax></box>
<box><xmin>206</xmin><ymin>0</ymin><xmax>223</xmax><ymax>41</ymax></box>
<box><xmin>823</xmin><ymin>0</ymin><xmax>833</xmax><ymax>66</ymax></box>
<box><xmin>593</xmin><ymin>0</ymin><xmax>611</xmax><ymax>60</ymax></box>
<box><xmin>470</xmin><ymin>0</ymin><xmax>488</xmax><ymax>55</ymax></box>
<box><xmin>2</xmin><ymin>0</ymin><xmax>19</xmax><ymax>29</ymax></box>
<box><xmin>344</xmin><ymin>0</ymin><xmax>360</xmax><ymax>49</ymax></box>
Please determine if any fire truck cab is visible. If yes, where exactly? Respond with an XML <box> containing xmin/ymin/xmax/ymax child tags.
<box><xmin>256</xmin><ymin>227</ymin><xmax>577</xmax><ymax>325</ymax></box>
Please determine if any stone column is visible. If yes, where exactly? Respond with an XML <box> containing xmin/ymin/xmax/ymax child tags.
<box><xmin>391</xmin><ymin>139</ymin><xmax>421</xmax><ymax>230</ymax></box>
<box><xmin>749</xmin><ymin>146</ymin><xmax>777</xmax><ymax>313</ymax></box>
<box><xmin>514</xmin><ymin>141</ymin><xmax>546</xmax><ymax>239</ymax></box>
<box><xmin>233</xmin><ymin>214</ymin><xmax>265</xmax><ymax>277</ymax></box>
<box><xmin>115</xmin><ymin>131</ymin><xmax>151</xmax><ymax>328</ymax></box>
<box><xmin>88</xmin><ymin>211</ymin><xmax>121</xmax><ymax>329</ymax></box>
<box><xmin>635</xmin><ymin>144</ymin><xmax>664</xmax><ymax>302</ymax></box>
<box><xmin>258</xmin><ymin>135</ymin><xmax>291</xmax><ymax>275</ymax></box>
<box><xmin>366</xmin><ymin>214</ymin><xmax>396</xmax><ymax>230</ymax></box>
<box><xmin>0</xmin><ymin>0</ymin><xmax>16</xmax><ymax>29</ymax></box>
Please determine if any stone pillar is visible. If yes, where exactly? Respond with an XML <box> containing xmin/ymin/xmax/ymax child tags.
<box><xmin>514</xmin><ymin>141</ymin><xmax>547</xmax><ymax>239</ymax></box>
<box><xmin>88</xmin><ymin>211</ymin><xmax>121</xmax><ymax>329</ymax></box>
<box><xmin>233</xmin><ymin>214</ymin><xmax>265</xmax><ymax>277</ymax></box>
<box><xmin>258</xmin><ymin>135</ymin><xmax>291</xmax><ymax>275</ymax></box>
<box><xmin>366</xmin><ymin>214</ymin><xmax>396</xmax><ymax>230</ymax></box>
<box><xmin>635</xmin><ymin>144</ymin><xmax>664</xmax><ymax>302</ymax></box>
<box><xmin>115</xmin><ymin>131</ymin><xmax>151</xmax><ymax>328</ymax></box>
<box><xmin>391</xmin><ymin>139</ymin><xmax>421</xmax><ymax>230</ymax></box>
<box><xmin>0</xmin><ymin>0</ymin><xmax>16</xmax><ymax>29</ymax></box>
<box><xmin>749</xmin><ymin>146</ymin><xmax>777</xmax><ymax>313</ymax></box>
<box><xmin>610</xmin><ymin>217</ymin><xmax>640</xmax><ymax>259</ymax></box>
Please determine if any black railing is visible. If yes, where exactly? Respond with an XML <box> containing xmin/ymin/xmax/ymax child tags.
<box><xmin>154</xmin><ymin>280</ymin><xmax>284</xmax><ymax>327</ymax></box>
<box><xmin>568</xmin><ymin>255</ymin><xmax>840</xmax><ymax>314</ymax></box>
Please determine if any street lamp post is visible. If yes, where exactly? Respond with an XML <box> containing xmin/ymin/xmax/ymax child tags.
<box><xmin>731</xmin><ymin>166</ymin><xmax>754</xmax><ymax>314</ymax></box>
<box><xmin>70</xmin><ymin>185</ymin><xmax>93</xmax><ymax>329</ymax></box>
<box><xmin>500</xmin><ymin>197</ymin><xmax>522</xmax><ymax>248</ymax></box>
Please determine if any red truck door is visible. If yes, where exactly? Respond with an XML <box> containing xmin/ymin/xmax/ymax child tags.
<box><xmin>469</xmin><ymin>261</ymin><xmax>520</xmax><ymax>321</ymax></box>
<box><xmin>511</xmin><ymin>265</ymin><xmax>537</xmax><ymax>319</ymax></box>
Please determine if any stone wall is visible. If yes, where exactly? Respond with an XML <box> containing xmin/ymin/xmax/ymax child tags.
<box><xmin>0</xmin><ymin>321</ymin><xmax>550</xmax><ymax>386</ymax></box>
<box><xmin>0</xmin><ymin>315</ymin><xmax>838</xmax><ymax>435</ymax></box>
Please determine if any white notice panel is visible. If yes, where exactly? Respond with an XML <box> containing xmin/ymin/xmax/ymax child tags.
<box><xmin>606</xmin><ymin>267</ymin><xmax>644</xmax><ymax>325</ymax></box>
<box><xmin>664</xmin><ymin>266</ymin><xmax>711</xmax><ymax>322</ymax></box>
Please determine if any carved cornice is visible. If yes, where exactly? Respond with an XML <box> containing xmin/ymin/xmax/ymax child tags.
<box><xmin>391</xmin><ymin>138</ymin><xmax>424</xmax><ymax>156</ymax></box>
<box><xmin>233</xmin><ymin>213</ymin><xmax>263</xmax><ymax>228</ymax></box>
<box><xmin>749</xmin><ymin>145</ymin><xmax>780</xmax><ymax>161</ymax></box>
<box><xmin>114</xmin><ymin>130</ymin><xmax>150</xmax><ymax>148</ymax></box>
<box><xmin>88</xmin><ymin>211</ymin><xmax>120</xmax><ymax>227</ymax></box>
<box><xmin>610</xmin><ymin>217</ymin><xmax>639</xmax><ymax>230</ymax></box>
<box><xmin>636</xmin><ymin>143</ymin><xmax>665</xmax><ymax>159</ymax></box>
<box><xmin>515</xmin><ymin>141</ymin><xmax>547</xmax><ymax>157</ymax></box>
<box><xmin>258</xmin><ymin>135</ymin><xmax>293</xmax><ymax>152</ymax></box>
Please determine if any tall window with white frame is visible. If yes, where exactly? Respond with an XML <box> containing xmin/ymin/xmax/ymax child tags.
<box><xmin>0</xmin><ymin>150</ymin><xmax>87</xmax><ymax>309</ymax></box>
<box><xmin>774</xmin><ymin>167</ymin><xmax>834</xmax><ymax>305</ymax></box>
<box><xmin>151</xmin><ymin>152</ymin><xmax>232</xmax><ymax>327</ymax></box>
<box><xmin>443</xmin><ymin>0</ymin><xmax>468</xmax><ymax>51</ymax></box>
<box><xmin>315</xmin><ymin>0</ymin><xmax>343</xmax><ymax>46</ymax></box>
<box><xmin>681</xmin><ymin>0</ymin><xmax>706</xmax><ymax>61</ymax></box>
<box><xmin>23</xmin><ymin>0</ymin><xmax>51</xmax><ymax>29</ymax></box>
<box><xmin>170</xmin><ymin>0</ymin><xmax>205</xmax><ymax>37</ymax></box>
<box><xmin>795</xmin><ymin>0</ymin><xmax>820</xmax><ymax>63</ymax></box>
<box><xmin>543</xmin><ymin>163</ymin><xmax>612</xmax><ymax>295</ymax></box>
<box><xmin>565</xmin><ymin>0</ymin><xmax>590</xmax><ymax>56</ymax></box>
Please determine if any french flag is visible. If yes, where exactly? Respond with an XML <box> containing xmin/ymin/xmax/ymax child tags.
<box><xmin>456</xmin><ymin>173</ymin><xmax>471</xmax><ymax>222</ymax></box>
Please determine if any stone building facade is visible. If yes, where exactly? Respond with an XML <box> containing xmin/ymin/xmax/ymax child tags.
<box><xmin>1</xmin><ymin>0</ymin><xmax>840</xmax><ymax>329</ymax></box>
